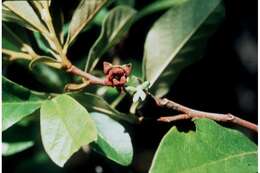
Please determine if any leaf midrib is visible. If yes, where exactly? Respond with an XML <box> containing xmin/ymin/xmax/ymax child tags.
<box><xmin>87</xmin><ymin>8</ymin><xmax>135</xmax><ymax>72</ymax></box>
<box><xmin>3</xmin><ymin>2</ymin><xmax>47</xmax><ymax>33</ymax></box>
<box><xmin>52</xmin><ymin>99</ymin><xmax>81</xmax><ymax>148</ymax></box>
<box><xmin>70</xmin><ymin>0</ymin><xmax>107</xmax><ymax>43</ymax></box>
<box><xmin>179</xmin><ymin>151</ymin><xmax>257</xmax><ymax>173</ymax></box>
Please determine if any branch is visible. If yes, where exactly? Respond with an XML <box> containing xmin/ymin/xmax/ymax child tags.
<box><xmin>155</xmin><ymin>97</ymin><xmax>258</xmax><ymax>133</ymax></box>
<box><xmin>66</xmin><ymin>65</ymin><xmax>107</xmax><ymax>86</ymax></box>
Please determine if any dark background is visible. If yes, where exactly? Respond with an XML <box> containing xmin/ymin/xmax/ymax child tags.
<box><xmin>3</xmin><ymin>0</ymin><xmax>257</xmax><ymax>173</ymax></box>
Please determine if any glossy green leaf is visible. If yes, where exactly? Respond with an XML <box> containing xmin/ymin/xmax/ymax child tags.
<box><xmin>40</xmin><ymin>94</ymin><xmax>97</xmax><ymax>167</ymax></box>
<box><xmin>90</xmin><ymin>112</ymin><xmax>133</xmax><ymax>165</ymax></box>
<box><xmin>143</xmin><ymin>0</ymin><xmax>225</xmax><ymax>96</ymax></box>
<box><xmin>85</xmin><ymin>6</ymin><xmax>136</xmax><ymax>72</ymax></box>
<box><xmin>3</xmin><ymin>1</ymin><xmax>48</xmax><ymax>33</ymax></box>
<box><xmin>67</xmin><ymin>0</ymin><xmax>107</xmax><ymax>44</ymax></box>
<box><xmin>2</xmin><ymin>141</ymin><xmax>34</xmax><ymax>156</ymax></box>
<box><xmin>149</xmin><ymin>119</ymin><xmax>257</xmax><ymax>173</ymax></box>
<box><xmin>71</xmin><ymin>92</ymin><xmax>138</xmax><ymax>124</ymax></box>
<box><xmin>2</xmin><ymin>77</ymin><xmax>46</xmax><ymax>131</ymax></box>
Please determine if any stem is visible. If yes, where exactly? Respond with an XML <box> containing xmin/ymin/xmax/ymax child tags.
<box><xmin>155</xmin><ymin>97</ymin><xmax>258</xmax><ymax>133</ymax></box>
<box><xmin>111</xmin><ymin>93</ymin><xmax>127</xmax><ymax>108</ymax></box>
<box><xmin>40</xmin><ymin>5</ymin><xmax>70</xmax><ymax>66</ymax></box>
<box><xmin>3</xmin><ymin>49</ymin><xmax>35</xmax><ymax>60</ymax></box>
<box><xmin>66</xmin><ymin>65</ymin><xmax>108</xmax><ymax>86</ymax></box>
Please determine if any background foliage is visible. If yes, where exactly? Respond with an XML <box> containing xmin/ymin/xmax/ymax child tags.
<box><xmin>2</xmin><ymin>0</ymin><xmax>257</xmax><ymax>173</ymax></box>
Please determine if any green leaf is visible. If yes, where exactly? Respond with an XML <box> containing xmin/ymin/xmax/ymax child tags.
<box><xmin>2</xmin><ymin>77</ymin><xmax>46</xmax><ymax>131</ymax></box>
<box><xmin>143</xmin><ymin>0</ymin><xmax>225</xmax><ymax>96</ymax></box>
<box><xmin>137</xmin><ymin>0</ymin><xmax>177</xmax><ymax>21</ymax></box>
<box><xmin>31</xmin><ymin>64</ymin><xmax>70</xmax><ymax>92</ymax></box>
<box><xmin>85</xmin><ymin>6</ymin><xmax>136</xmax><ymax>72</ymax></box>
<box><xmin>93</xmin><ymin>8</ymin><xmax>109</xmax><ymax>26</ymax></box>
<box><xmin>3</xmin><ymin>6</ymin><xmax>37</xmax><ymax>32</ymax></box>
<box><xmin>149</xmin><ymin>119</ymin><xmax>257</xmax><ymax>173</ymax></box>
<box><xmin>67</xmin><ymin>0</ymin><xmax>107</xmax><ymax>44</ymax></box>
<box><xmin>2</xmin><ymin>141</ymin><xmax>34</xmax><ymax>156</ymax></box>
<box><xmin>71</xmin><ymin>92</ymin><xmax>138</xmax><ymax>123</ymax></box>
<box><xmin>33</xmin><ymin>32</ymin><xmax>53</xmax><ymax>54</ymax></box>
<box><xmin>90</xmin><ymin>112</ymin><xmax>133</xmax><ymax>165</ymax></box>
<box><xmin>116</xmin><ymin>0</ymin><xmax>135</xmax><ymax>7</ymax></box>
<box><xmin>40</xmin><ymin>94</ymin><xmax>97</xmax><ymax>167</ymax></box>
<box><xmin>3</xmin><ymin>24</ymin><xmax>24</xmax><ymax>51</ymax></box>
<box><xmin>3</xmin><ymin>1</ymin><xmax>48</xmax><ymax>33</ymax></box>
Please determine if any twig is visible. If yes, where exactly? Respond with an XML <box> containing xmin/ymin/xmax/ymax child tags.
<box><xmin>66</xmin><ymin>65</ymin><xmax>108</xmax><ymax>86</ymax></box>
<box><xmin>155</xmin><ymin>97</ymin><xmax>258</xmax><ymax>133</ymax></box>
<box><xmin>3</xmin><ymin>49</ymin><xmax>35</xmax><ymax>60</ymax></box>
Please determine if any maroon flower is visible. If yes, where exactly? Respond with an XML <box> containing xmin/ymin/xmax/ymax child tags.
<box><xmin>103</xmin><ymin>62</ymin><xmax>132</xmax><ymax>88</ymax></box>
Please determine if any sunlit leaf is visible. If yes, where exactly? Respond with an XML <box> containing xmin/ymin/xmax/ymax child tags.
<box><xmin>40</xmin><ymin>94</ymin><xmax>97</xmax><ymax>167</ymax></box>
<box><xmin>90</xmin><ymin>112</ymin><xmax>133</xmax><ymax>165</ymax></box>
<box><xmin>149</xmin><ymin>119</ymin><xmax>257</xmax><ymax>173</ymax></box>
<box><xmin>143</xmin><ymin>0</ymin><xmax>224</xmax><ymax>96</ymax></box>
<box><xmin>2</xmin><ymin>77</ymin><xmax>46</xmax><ymax>131</ymax></box>
<box><xmin>3</xmin><ymin>1</ymin><xmax>48</xmax><ymax>33</ymax></box>
<box><xmin>67</xmin><ymin>0</ymin><xmax>107</xmax><ymax>44</ymax></box>
<box><xmin>2</xmin><ymin>6</ymin><xmax>37</xmax><ymax>32</ymax></box>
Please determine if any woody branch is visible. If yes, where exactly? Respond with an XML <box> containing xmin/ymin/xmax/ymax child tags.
<box><xmin>154</xmin><ymin>97</ymin><xmax>258</xmax><ymax>133</ymax></box>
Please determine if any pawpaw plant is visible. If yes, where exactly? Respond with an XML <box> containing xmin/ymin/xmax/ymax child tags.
<box><xmin>2</xmin><ymin>0</ymin><xmax>257</xmax><ymax>173</ymax></box>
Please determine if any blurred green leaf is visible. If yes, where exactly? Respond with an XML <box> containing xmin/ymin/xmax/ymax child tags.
<box><xmin>3</xmin><ymin>1</ymin><xmax>48</xmax><ymax>33</ymax></box>
<box><xmin>137</xmin><ymin>0</ymin><xmax>177</xmax><ymax>21</ymax></box>
<box><xmin>143</xmin><ymin>0</ymin><xmax>225</xmax><ymax>96</ymax></box>
<box><xmin>33</xmin><ymin>32</ymin><xmax>53</xmax><ymax>54</ymax></box>
<box><xmin>71</xmin><ymin>92</ymin><xmax>138</xmax><ymax>123</ymax></box>
<box><xmin>67</xmin><ymin>0</ymin><xmax>108</xmax><ymax>44</ymax></box>
<box><xmin>31</xmin><ymin>64</ymin><xmax>70</xmax><ymax>93</ymax></box>
<box><xmin>3</xmin><ymin>24</ymin><xmax>24</xmax><ymax>51</ymax></box>
<box><xmin>40</xmin><ymin>94</ymin><xmax>97</xmax><ymax>167</ymax></box>
<box><xmin>85</xmin><ymin>6</ymin><xmax>136</xmax><ymax>72</ymax></box>
<box><xmin>96</xmin><ymin>86</ymin><xmax>119</xmax><ymax>103</ymax></box>
<box><xmin>93</xmin><ymin>8</ymin><xmax>109</xmax><ymax>26</ymax></box>
<box><xmin>116</xmin><ymin>0</ymin><xmax>135</xmax><ymax>7</ymax></box>
<box><xmin>149</xmin><ymin>119</ymin><xmax>257</xmax><ymax>173</ymax></box>
<box><xmin>2</xmin><ymin>141</ymin><xmax>34</xmax><ymax>156</ymax></box>
<box><xmin>90</xmin><ymin>112</ymin><xmax>133</xmax><ymax>166</ymax></box>
<box><xmin>2</xmin><ymin>77</ymin><xmax>47</xmax><ymax>131</ymax></box>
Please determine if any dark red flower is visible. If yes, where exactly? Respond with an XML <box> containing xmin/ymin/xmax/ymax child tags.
<box><xmin>103</xmin><ymin>62</ymin><xmax>132</xmax><ymax>88</ymax></box>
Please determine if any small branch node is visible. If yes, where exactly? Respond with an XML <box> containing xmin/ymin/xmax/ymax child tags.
<box><xmin>226</xmin><ymin>113</ymin><xmax>235</xmax><ymax>121</ymax></box>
